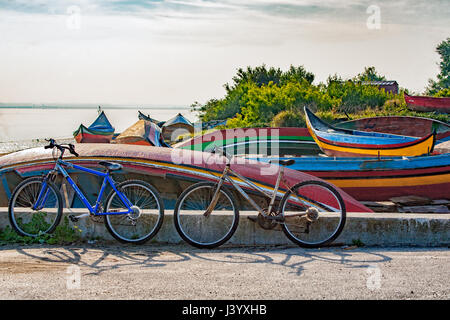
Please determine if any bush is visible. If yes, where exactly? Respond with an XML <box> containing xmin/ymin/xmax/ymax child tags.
<box><xmin>271</xmin><ymin>110</ymin><xmax>306</xmax><ymax>127</ymax></box>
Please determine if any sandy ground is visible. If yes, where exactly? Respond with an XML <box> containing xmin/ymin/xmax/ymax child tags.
<box><xmin>0</xmin><ymin>137</ymin><xmax>75</xmax><ymax>156</ymax></box>
<box><xmin>0</xmin><ymin>243</ymin><xmax>448</xmax><ymax>300</ymax></box>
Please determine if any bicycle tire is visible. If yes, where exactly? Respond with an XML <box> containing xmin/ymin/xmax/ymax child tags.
<box><xmin>174</xmin><ymin>181</ymin><xmax>239</xmax><ymax>249</ymax></box>
<box><xmin>104</xmin><ymin>180</ymin><xmax>164</xmax><ymax>244</ymax></box>
<box><xmin>8</xmin><ymin>176</ymin><xmax>63</xmax><ymax>237</ymax></box>
<box><xmin>279</xmin><ymin>180</ymin><xmax>346</xmax><ymax>248</ymax></box>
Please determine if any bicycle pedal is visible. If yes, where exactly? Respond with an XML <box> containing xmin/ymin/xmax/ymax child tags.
<box><xmin>68</xmin><ymin>213</ymin><xmax>90</xmax><ymax>222</ymax></box>
<box><xmin>68</xmin><ymin>215</ymin><xmax>79</xmax><ymax>222</ymax></box>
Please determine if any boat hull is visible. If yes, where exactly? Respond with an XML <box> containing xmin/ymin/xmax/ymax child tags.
<box><xmin>337</xmin><ymin>116</ymin><xmax>450</xmax><ymax>145</ymax></box>
<box><xmin>404</xmin><ymin>93</ymin><xmax>450</xmax><ymax>113</ymax></box>
<box><xmin>0</xmin><ymin>144</ymin><xmax>371</xmax><ymax>213</ymax></box>
<box><xmin>305</xmin><ymin>107</ymin><xmax>436</xmax><ymax>157</ymax></box>
<box><xmin>73</xmin><ymin>125</ymin><xmax>114</xmax><ymax>143</ymax></box>
<box><xmin>252</xmin><ymin>154</ymin><xmax>450</xmax><ymax>201</ymax></box>
<box><xmin>176</xmin><ymin>127</ymin><xmax>320</xmax><ymax>156</ymax></box>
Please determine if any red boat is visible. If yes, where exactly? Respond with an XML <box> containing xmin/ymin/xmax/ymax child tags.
<box><xmin>404</xmin><ymin>93</ymin><xmax>450</xmax><ymax>113</ymax></box>
<box><xmin>73</xmin><ymin>111</ymin><xmax>115</xmax><ymax>143</ymax></box>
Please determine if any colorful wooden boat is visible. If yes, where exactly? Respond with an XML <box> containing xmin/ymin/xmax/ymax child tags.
<box><xmin>138</xmin><ymin>111</ymin><xmax>163</xmax><ymax>126</ymax></box>
<box><xmin>404</xmin><ymin>93</ymin><xmax>450</xmax><ymax>113</ymax></box>
<box><xmin>113</xmin><ymin>120</ymin><xmax>170</xmax><ymax>147</ymax></box>
<box><xmin>0</xmin><ymin>144</ymin><xmax>371</xmax><ymax>213</ymax></box>
<box><xmin>337</xmin><ymin>116</ymin><xmax>450</xmax><ymax>145</ymax></box>
<box><xmin>73</xmin><ymin>111</ymin><xmax>115</xmax><ymax>143</ymax></box>
<box><xmin>304</xmin><ymin>107</ymin><xmax>436</xmax><ymax>157</ymax></box>
<box><xmin>162</xmin><ymin>113</ymin><xmax>194</xmax><ymax>142</ymax></box>
<box><xmin>175</xmin><ymin>127</ymin><xmax>320</xmax><ymax>156</ymax></box>
<box><xmin>252</xmin><ymin>154</ymin><xmax>450</xmax><ymax>201</ymax></box>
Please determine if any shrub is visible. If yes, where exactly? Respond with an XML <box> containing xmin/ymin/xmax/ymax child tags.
<box><xmin>271</xmin><ymin>110</ymin><xmax>306</xmax><ymax>127</ymax></box>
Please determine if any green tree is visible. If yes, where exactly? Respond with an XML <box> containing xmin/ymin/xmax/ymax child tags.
<box><xmin>353</xmin><ymin>66</ymin><xmax>387</xmax><ymax>82</ymax></box>
<box><xmin>426</xmin><ymin>38</ymin><xmax>450</xmax><ymax>95</ymax></box>
<box><xmin>224</xmin><ymin>64</ymin><xmax>314</xmax><ymax>93</ymax></box>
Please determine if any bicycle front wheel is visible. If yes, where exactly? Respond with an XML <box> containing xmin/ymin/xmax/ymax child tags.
<box><xmin>279</xmin><ymin>180</ymin><xmax>346</xmax><ymax>248</ymax></box>
<box><xmin>8</xmin><ymin>177</ymin><xmax>63</xmax><ymax>237</ymax></box>
<box><xmin>104</xmin><ymin>180</ymin><xmax>164</xmax><ymax>244</ymax></box>
<box><xmin>174</xmin><ymin>181</ymin><xmax>239</xmax><ymax>249</ymax></box>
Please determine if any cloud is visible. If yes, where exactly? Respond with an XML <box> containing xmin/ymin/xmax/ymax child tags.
<box><xmin>0</xmin><ymin>0</ymin><xmax>448</xmax><ymax>104</ymax></box>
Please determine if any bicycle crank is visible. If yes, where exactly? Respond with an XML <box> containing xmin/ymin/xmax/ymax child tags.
<box><xmin>257</xmin><ymin>209</ymin><xmax>280</xmax><ymax>230</ymax></box>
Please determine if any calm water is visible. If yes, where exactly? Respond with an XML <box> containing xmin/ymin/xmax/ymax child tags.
<box><xmin>0</xmin><ymin>107</ymin><xmax>196</xmax><ymax>153</ymax></box>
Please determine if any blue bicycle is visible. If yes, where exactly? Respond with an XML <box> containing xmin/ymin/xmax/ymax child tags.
<box><xmin>8</xmin><ymin>139</ymin><xmax>164</xmax><ymax>244</ymax></box>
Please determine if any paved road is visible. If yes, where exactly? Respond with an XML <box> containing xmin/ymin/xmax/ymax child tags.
<box><xmin>0</xmin><ymin>244</ymin><xmax>448</xmax><ymax>300</ymax></box>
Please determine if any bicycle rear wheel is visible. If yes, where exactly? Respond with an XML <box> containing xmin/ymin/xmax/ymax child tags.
<box><xmin>8</xmin><ymin>177</ymin><xmax>63</xmax><ymax>237</ymax></box>
<box><xmin>104</xmin><ymin>180</ymin><xmax>164</xmax><ymax>244</ymax></box>
<box><xmin>279</xmin><ymin>180</ymin><xmax>346</xmax><ymax>248</ymax></box>
<box><xmin>174</xmin><ymin>181</ymin><xmax>239</xmax><ymax>249</ymax></box>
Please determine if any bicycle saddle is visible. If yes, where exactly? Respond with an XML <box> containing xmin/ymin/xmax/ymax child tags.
<box><xmin>98</xmin><ymin>161</ymin><xmax>122</xmax><ymax>171</ymax></box>
<box><xmin>269</xmin><ymin>159</ymin><xmax>295</xmax><ymax>166</ymax></box>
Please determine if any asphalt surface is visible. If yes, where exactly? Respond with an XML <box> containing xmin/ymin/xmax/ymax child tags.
<box><xmin>0</xmin><ymin>243</ymin><xmax>448</xmax><ymax>300</ymax></box>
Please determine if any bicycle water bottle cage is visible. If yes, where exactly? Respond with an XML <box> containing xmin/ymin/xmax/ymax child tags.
<box><xmin>98</xmin><ymin>161</ymin><xmax>122</xmax><ymax>171</ymax></box>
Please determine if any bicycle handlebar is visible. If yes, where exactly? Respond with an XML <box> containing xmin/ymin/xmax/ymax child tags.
<box><xmin>44</xmin><ymin>139</ymin><xmax>79</xmax><ymax>157</ymax></box>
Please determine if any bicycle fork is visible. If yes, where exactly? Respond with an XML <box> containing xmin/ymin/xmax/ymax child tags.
<box><xmin>204</xmin><ymin>167</ymin><xmax>228</xmax><ymax>217</ymax></box>
<box><xmin>32</xmin><ymin>180</ymin><xmax>51</xmax><ymax>211</ymax></box>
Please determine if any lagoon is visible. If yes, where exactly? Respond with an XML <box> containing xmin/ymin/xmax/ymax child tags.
<box><xmin>0</xmin><ymin>106</ymin><xmax>196</xmax><ymax>153</ymax></box>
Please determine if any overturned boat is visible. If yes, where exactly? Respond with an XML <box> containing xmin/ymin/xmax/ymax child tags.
<box><xmin>73</xmin><ymin>111</ymin><xmax>115</xmax><ymax>143</ymax></box>
<box><xmin>138</xmin><ymin>111</ymin><xmax>164</xmax><ymax>126</ymax></box>
<box><xmin>113</xmin><ymin>120</ymin><xmax>170</xmax><ymax>147</ymax></box>
<box><xmin>0</xmin><ymin>144</ymin><xmax>371</xmax><ymax>213</ymax></box>
<box><xmin>162</xmin><ymin>113</ymin><xmax>194</xmax><ymax>143</ymax></box>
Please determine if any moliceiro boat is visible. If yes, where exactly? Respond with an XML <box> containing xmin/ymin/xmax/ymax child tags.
<box><xmin>336</xmin><ymin>116</ymin><xmax>450</xmax><ymax>145</ymax></box>
<box><xmin>252</xmin><ymin>154</ymin><xmax>450</xmax><ymax>201</ymax></box>
<box><xmin>304</xmin><ymin>107</ymin><xmax>436</xmax><ymax>157</ymax></box>
<box><xmin>73</xmin><ymin>111</ymin><xmax>115</xmax><ymax>143</ymax></box>
<box><xmin>404</xmin><ymin>93</ymin><xmax>450</xmax><ymax>114</ymax></box>
<box><xmin>175</xmin><ymin>127</ymin><xmax>319</xmax><ymax>156</ymax></box>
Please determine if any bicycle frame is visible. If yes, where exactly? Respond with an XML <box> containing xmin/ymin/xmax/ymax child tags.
<box><xmin>33</xmin><ymin>159</ymin><xmax>133</xmax><ymax>216</ymax></box>
<box><xmin>206</xmin><ymin>164</ymin><xmax>286</xmax><ymax>217</ymax></box>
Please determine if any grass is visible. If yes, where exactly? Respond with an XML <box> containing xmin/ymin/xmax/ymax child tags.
<box><xmin>0</xmin><ymin>215</ymin><xmax>82</xmax><ymax>246</ymax></box>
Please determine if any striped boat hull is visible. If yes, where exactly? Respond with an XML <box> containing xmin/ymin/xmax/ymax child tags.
<box><xmin>252</xmin><ymin>154</ymin><xmax>450</xmax><ymax>201</ymax></box>
<box><xmin>305</xmin><ymin>107</ymin><xmax>436</xmax><ymax>157</ymax></box>
<box><xmin>0</xmin><ymin>144</ymin><xmax>371</xmax><ymax>212</ymax></box>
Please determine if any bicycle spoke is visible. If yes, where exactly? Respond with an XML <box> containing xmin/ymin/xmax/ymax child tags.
<box><xmin>280</xmin><ymin>181</ymin><xmax>346</xmax><ymax>247</ymax></box>
<box><xmin>105</xmin><ymin>181</ymin><xmax>163</xmax><ymax>244</ymax></box>
<box><xmin>175</xmin><ymin>183</ymin><xmax>238</xmax><ymax>248</ymax></box>
<box><xmin>9</xmin><ymin>178</ymin><xmax>62</xmax><ymax>237</ymax></box>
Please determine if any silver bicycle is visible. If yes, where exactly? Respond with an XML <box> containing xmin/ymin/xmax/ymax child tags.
<box><xmin>173</xmin><ymin>148</ymin><xmax>346</xmax><ymax>248</ymax></box>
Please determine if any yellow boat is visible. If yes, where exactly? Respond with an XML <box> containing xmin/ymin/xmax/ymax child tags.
<box><xmin>304</xmin><ymin>107</ymin><xmax>436</xmax><ymax>157</ymax></box>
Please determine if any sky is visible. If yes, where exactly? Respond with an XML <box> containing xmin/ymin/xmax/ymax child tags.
<box><xmin>0</xmin><ymin>0</ymin><xmax>449</xmax><ymax>106</ymax></box>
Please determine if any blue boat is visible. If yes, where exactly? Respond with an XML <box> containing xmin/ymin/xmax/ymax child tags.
<box><xmin>251</xmin><ymin>153</ymin><xmax>450</xmax><ymax>201</ymax></box>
